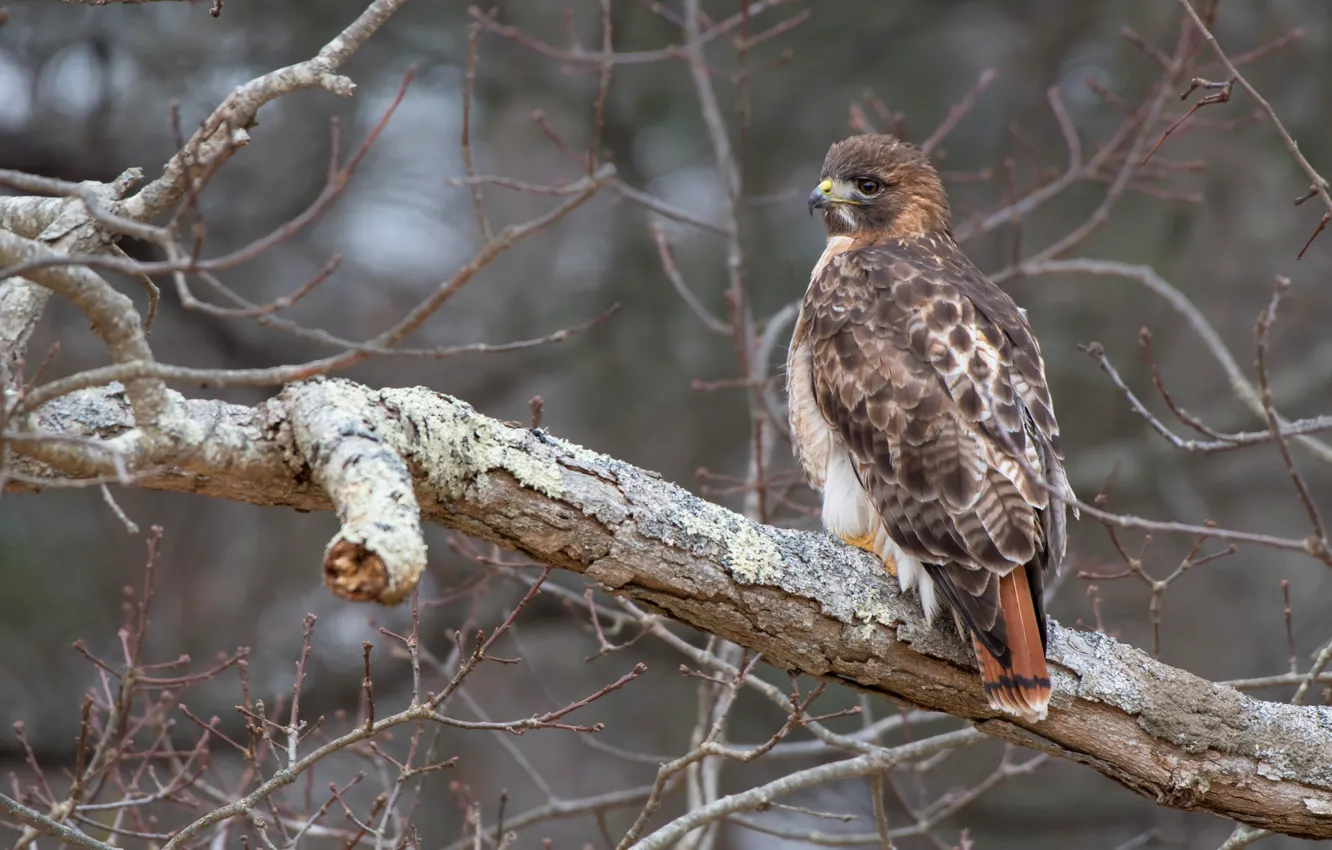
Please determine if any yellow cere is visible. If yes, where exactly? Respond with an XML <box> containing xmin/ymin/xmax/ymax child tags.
<box><xmin>819</xmin><ymin>178</ymin><xmax>833</xmax><ymax>194</ymax></box>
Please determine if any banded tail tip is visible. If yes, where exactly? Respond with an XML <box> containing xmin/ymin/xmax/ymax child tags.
<box><xmin>975</xmin><ymin>639</ymin><xmax>1051</xmax><ymax>722</ymax></box>
<box><xmin>978</xmin><ymin>567</ymin><xmax>1052</xmax><ymax>722</ymax></box>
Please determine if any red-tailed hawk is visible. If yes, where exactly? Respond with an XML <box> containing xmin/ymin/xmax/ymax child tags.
<box><xmin>787</xmin><ymin>134</ymin><xmax>1076</xmax><ymax>721</ymax></box>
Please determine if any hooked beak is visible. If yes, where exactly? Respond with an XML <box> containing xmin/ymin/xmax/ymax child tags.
<box><xmin>808</xmin><ymin>178</ymin><xmax>834</xmax><ymax>216</ymax></box>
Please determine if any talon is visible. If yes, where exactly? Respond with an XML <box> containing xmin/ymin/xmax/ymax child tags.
<box><xmin>840</xmin><ymin>532</ymin><xmax>877</xmax><ymax>554</ymax></box>
<box><xmin>840</xmin><ymin>533</ymin><xmax>896</xmax><ymax>576</ymax></box>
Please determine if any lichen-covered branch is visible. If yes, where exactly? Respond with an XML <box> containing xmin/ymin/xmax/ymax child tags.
<box><xmin>0</xmin><ymin>277</ymin><xmax>48</xmax><ymax>389</ymax></box>
<box><xmin>0</xmin><ymin>230</ymin><xmax>165</xmax><ymax>425</ymax></box>
<box><xmin>284</xmin><ymin>381</ymin><xmax>426</xmax><ymax>603</ymax></box>
<box><xmin>0</xmin><ymin>172</ymin><xmax>146</xmax><ymax>392</ymax></box>
<box><xmin>8</xmin><ymin>377</ymin><xmax>1332</xmax><ymax>840</ymax></box>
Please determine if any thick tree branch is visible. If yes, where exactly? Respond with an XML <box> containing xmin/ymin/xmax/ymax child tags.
<box><xmin>0</xmin><ymin>278</ymin><xmax>48</xmax><ymax>389</ymax></box>
<box><xmin>8</xmin><ymin>377</ymin><xmax>1332</xmax><ymax>839</ymax></box>
<box><xmin>285</xmin><ymin>381</ymin><xmax>427</xmax><ymax>603</ymax></box>
<box><xmin>0</xmin><ymin>230</ymin><xmax>166</xmax><ymax>425</ymax></box>
<box><xmin>0</xmin><ymin>171</ymin><xmax>145</xmax><ymax>390</ymax></box>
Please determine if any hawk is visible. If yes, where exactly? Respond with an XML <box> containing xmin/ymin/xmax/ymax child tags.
<box><xmin>787</xmin><ymin>134</ymin><xmax>1076</xmax><ymax>721</ymax></box>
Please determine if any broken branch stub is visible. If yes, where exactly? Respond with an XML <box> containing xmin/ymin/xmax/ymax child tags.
<box><xmin>284</xmin><ymin>379</ymin><xmax>427</xmax><ymax>603</ymax></box>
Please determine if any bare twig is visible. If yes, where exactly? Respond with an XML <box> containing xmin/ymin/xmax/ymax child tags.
<box><xmin>632</xmin><ymin>730</ymin><xmax>985</xmax><ymax>850</ymax></box>
<box><xmin>1141</xmin><ymin>76</ymin><xmax>1234</xmax><ymax>164</ymax></box>
<box><xmin>1025</xmin><ymin>258</ymin><xmax>1332</xmax><ymax>464</ymax></box>
<box><xmin>649</xmin><ymin>224</ymin><xmax>730</xmax><ymax>335</ymax></box>
<box><xmin>1176</xmin><ymin>0</ymin><xmax>1332</xmax><ymax>257</ymax></box>
<box><xmin>462</xmin><ymin>13</ymin><xmax>493</xmax><ymax>242</ymax></box>
<box><xmin>1253</xmin><ymin>277</ymin><xmax>1327</xmax><ymax>553</ymax></box>
<box><xmin>920</xmin><ymin>68</ymin><xmax>998</xmax><ymax>156</ymax></box>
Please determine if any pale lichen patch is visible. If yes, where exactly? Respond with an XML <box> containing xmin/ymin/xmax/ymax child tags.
<box><xmin>675</xmin><ymin>501</ymin><xmax>783</xmax><ymax>584</ymax></box>
<box><xmin>848</xmin><ymin>585</ymin><xmax>899</xmax><ymax>639</ymax></box>
<box><xmin>1257</xmin><ymin>760</ymin><xmax>1286</xmax><ymax>781</ymax></box>
<box><xmin>612</xmin><ymin>465</ymin><xmax>786</xmax><ymax>586</ymax></box>
<box><xmin>386</xmin><ymin>388</ymin><xmax>564</xmax><ymax>500</ymax></box>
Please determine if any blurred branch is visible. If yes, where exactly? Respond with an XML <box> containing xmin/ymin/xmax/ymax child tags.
<box><xmin>727</xmin><ymin>751</ymin><xmax>1047</xmax><ymax>845</ymax></box>
<box><xmin>118</xmin><ymin>0</ymin><xmax>411</xmax><ymax>221</ymax></box>
<box><xmin>919</xmin><ymin>68</ymin><xmax>997</xmax><ymax>156</ymax></box>
<box><xmin>650</xmin><ymin>224</ymin><xmax>730</xmax><ymax>334</ymax></box>
<box><xmin>440</xmin><ymin>785</ymin><xmax>657</xmax><ymax>850</ymax></box>
<box><xmin>1026</xmin><ymin>258</ymin><xmax>1332</xmax><ymax>465</ymax></box>
<box><xmin>469</xmin><ymin>0</ymin><xmax>796</xmax><ymax>67</ymax></box>
<box><xmin>0</xmin><ymin>795</ymin><xmax>114</xmax><ymax>850</ymax></box>
<box><xmin>10</xmin><ymin>378</ymin><xmax>1332</xmax><ymax>839</ymax></box>
<box><xmin>58</xmin><ymin>0</ymin><xmax>208</xmax><ymax>6</ymax></box>
<box><xmin>632</xmin><ymin>728</ymin><xmax>985</xmax><ymax>849</ymax></box>
<box><xmin>1175</xmin><ymin>0</ymin><xmax>1332</xmax><ymax>258</ymax></box>
<box><xmin>1217</xmin><ymin>825</ymin><xmax>1270</xmax><ymax>850</ymax></box>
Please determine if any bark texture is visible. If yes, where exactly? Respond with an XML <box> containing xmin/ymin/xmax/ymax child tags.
<box><xmin>9</xmin><ymin>376</ymin><xmax>1332</xmax><ymax>838</ymax></box>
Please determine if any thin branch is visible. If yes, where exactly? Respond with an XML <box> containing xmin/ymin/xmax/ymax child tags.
<box><xmin>632</xmin><ymin>730</ymin><xmax>985</xmax><ymax>850</ymax></box>
<box><xmin>0</xmin><ymin>797</ymin><xmax>111</xmax><ymax>850</ymax></box>
<box><xmin>118</xmin><ymin>0</ymin><xmax>410</xmax><ymax>220</ymax></box>
<box><xmin>461</xmin><ymin>14</ymin><xmax>493</xmax><ymax>242</ymax></box>
<box><xmin>1024</xmin><ymin>258</ymin><xmax>1332</xmax><ymax>464</ymax></box>
<box><xmin>1177</xmin><ymin>0</ymin><xmax>1332</xmax><ymax>256</ymax></box>
<box><xmin>650</xmin><ymin>224</ymin><xmax>730</xmax><ymax>335</ymax></box>
<box><xmin>1253</xmin><ymin>277</ymin><xmax>1327</xmax><ymax>551</ymax></box>
<box><xmin>1292</xmin><ymin>638</ymin><xmax>1332</xmax><ymax>706</ymax></box>
<box><xmin>920</xmin><ymin>68</ymin><xmax>998</xmax><ymax>156</ymax></box>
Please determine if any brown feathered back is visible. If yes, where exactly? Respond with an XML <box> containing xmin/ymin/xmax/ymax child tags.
<box><xmin>791</xmin><ymin>221</ymin><xmax>1075</xmax><ymax>717</ymax></box>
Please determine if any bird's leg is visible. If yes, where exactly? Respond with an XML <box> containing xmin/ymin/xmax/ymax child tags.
<box><xmin>883</xmin><ymin>555</ymin><xmax>897</xmax><ymax>577</ymax></box>
<box><xmin>839</xmin><ymin>532</ymin><xmax>897</xmax><ymax>576</ymax></box>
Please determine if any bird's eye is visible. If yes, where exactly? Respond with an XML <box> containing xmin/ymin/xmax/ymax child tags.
<box><xmin>856</xmin><ymin>178</ymin><xmax>882</xmax><ymax>196</ymax></box>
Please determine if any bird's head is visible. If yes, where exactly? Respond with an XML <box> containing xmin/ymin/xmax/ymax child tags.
<box><xmin>808</xmin><ymin>134</ymin><xmax>951</xmax><ymax>240</ymax></box>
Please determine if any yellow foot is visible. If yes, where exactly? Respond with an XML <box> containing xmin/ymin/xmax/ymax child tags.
<box><xmin>839</xmin><ymin>533</ymin><xmax>897</xmax><ymax>576</ymax></box>
<box><xmin>840</xmin><ymin>532</ymin><xmax>876</xmax><ymax>553</ymax></box>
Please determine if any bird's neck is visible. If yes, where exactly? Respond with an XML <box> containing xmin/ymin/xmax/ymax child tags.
<box><xmin>810</xmin><ymin>234</ymin><xmax>857</xmax><ymax>282</ymax></box>
<box><xmin>830</xmin><ymin>219</ymin><xmax>954</xmax><ymax>247</ymax></box>
<box><xmin>883</xmin><ymin>208</ymin><xmax>951</xmax><ymax>241</ymax></box>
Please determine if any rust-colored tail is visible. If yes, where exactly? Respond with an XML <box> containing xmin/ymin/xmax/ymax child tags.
<box><xmin>974</xmin><ymin>568</ymin><xmax>1051</xmax><ymax>721</ymax></box>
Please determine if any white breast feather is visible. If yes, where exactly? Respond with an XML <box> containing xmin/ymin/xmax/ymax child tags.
<box><xmin>821</xmin><ymin>450</ymin><xmax>876</xmax><ymax>541</ymax></box>
<box><xmin>786</xmin><ymin>340</ymin><xmax>832</xmax><ymax>488</ymax></box>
